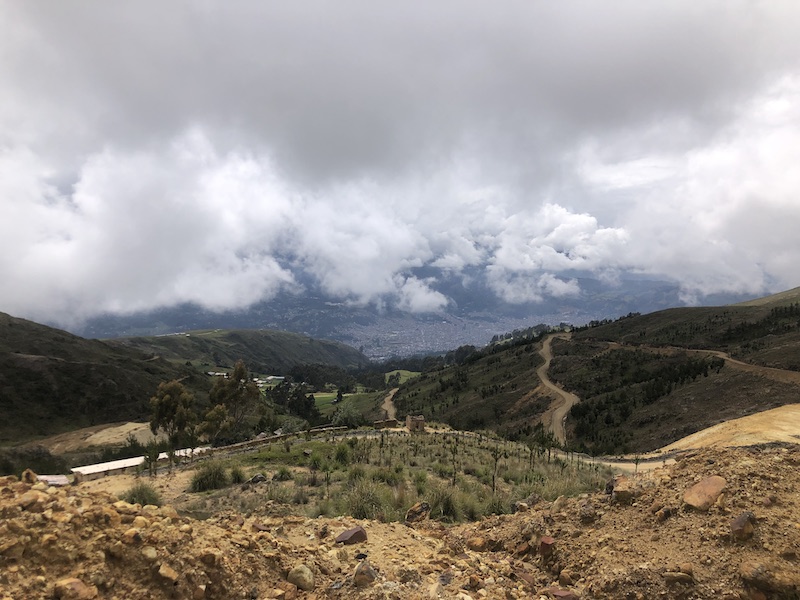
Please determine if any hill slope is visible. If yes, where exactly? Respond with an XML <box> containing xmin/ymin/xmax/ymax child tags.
<box><xmin>0</xmin><ymin>312</ymin><xmax>212</xmax><ymax>444</ymax></box>
<box><xmin>108</xmin><ymin>328</ymin><xmax>369</xmax><ymax>374</ymax></box>
<box><xmin>549</xmin><ymin>287</ymin><xmax>800</xmax><ymax>453</ymax></box>
<box><xmin>0</xmin><ymin>313</ymin><xmax>369</xmax><ymax>445</ymax></box>
<box><xmin>393</xmin><ymin>287</ymin><xmax>800</xmax><ymax>455</ymax></box>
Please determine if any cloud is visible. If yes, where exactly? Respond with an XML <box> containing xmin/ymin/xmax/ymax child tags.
<box><xmin>2</xmin><ymin>3</ymin><xmax>800</xmax><ymax>326</ymax></box>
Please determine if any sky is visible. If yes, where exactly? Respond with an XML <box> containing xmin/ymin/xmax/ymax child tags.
<box><xmin>2</xmin><ymin>1</ymin><xmax>800</xmax><ymax>327</ymax></box>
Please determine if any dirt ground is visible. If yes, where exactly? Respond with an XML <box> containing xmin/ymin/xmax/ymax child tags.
<box><xmin>34</xmin><ymin>422</ymin><xmax>165</xmax><ymax>454</ymax></box>
<box><xmin>661</xmin><ymin>404</ymin><xmax>800</xmax><ymax>451</ymax></box>
<box><xmin>5</xmin><ymin>443</ymin><xmax>800</xmax><ymax>599</ymax></box>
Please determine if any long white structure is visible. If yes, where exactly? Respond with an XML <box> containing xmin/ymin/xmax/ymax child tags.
<box><xmin>71</xmin><ymin>456</ymin><xmax>145</xmax><ymax>482</ymax></box>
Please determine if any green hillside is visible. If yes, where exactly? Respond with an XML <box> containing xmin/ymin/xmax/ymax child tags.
<box><xmin>577</xmin><ymin>287</ymin><xmax>800</xmax><ymax>370</ymax></box>
<box><xmin>109</xmin><ymin>329</ymin><xmax>369</xmax><ymax>374</ymax></box>
<box><xmin>392</xmin><ymin>338</ymin><xmax>551</xmax><ymax>439</ymax></box>
<box><xmin>0</xmin><ymin>312</ymin><xmax>211</xmax><ymax>444</ymax></box>
<box><xmin>0</xmin><ymin>314</ymin><xmax>369</xmax><ymax>445</ymax></box>
<box><xmin>393</xmin><ymin>287</ymin><xmax>800</xmax><ymax>455</ymax></box>
<box><xmin>550</xmin><ymin>287</ymin><xmax>800</xmax><ymax>453</ymax></box>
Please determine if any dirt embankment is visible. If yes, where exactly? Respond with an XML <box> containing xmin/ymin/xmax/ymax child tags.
<box><xmin>4</xmin><ymin>444</ymin><xmax>800</xmax><ymax>599</ymax></box>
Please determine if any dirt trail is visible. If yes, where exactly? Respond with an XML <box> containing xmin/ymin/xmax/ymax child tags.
<box><xmin>381</xmin><ymin>388</ymin><xmax>399</xmax><ymax>420</ymax></box>
<box><xmin>538</xmin><ymin>333</ymin><xmax>580</xmax><ymax>445</ymax></box>
<box><xmin>537</xmin><ymin>335</ymin><xmax>800</xmax><ymax>463</ymax></box>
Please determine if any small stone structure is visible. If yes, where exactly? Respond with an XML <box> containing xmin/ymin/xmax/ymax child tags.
<box><xmin>405</xmin><ymin>415</ymin><xmax>426</xmax><ymax>432</ymax></box>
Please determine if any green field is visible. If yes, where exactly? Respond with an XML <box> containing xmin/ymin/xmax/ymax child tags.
<box><xmin>314</xmin><ymin>392</ymin><xmax>339</xmax><ymax>417</ymax></box>
<box><xmin>385</xmin><ymin>369</ymin><xmax>420</xmax><ymax>385</ymax></box>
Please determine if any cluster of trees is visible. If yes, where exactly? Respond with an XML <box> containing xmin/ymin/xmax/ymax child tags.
<box><xmin>721</xmin><ymin>303</ymin><xmax>800</xmax><ymax>344</ymax></box>
<box><xmin>263</xmin><ymin>380</ymin><xmax>321</xmax><ymax>422</ymax></box>
<box><xmin>148</xmin><ymin>360</ymin><xmax>261</xmax><ymax>467</ymax></box>
<box><xmin>560</xmin><ymin>349</ymin><xmax>724</xmax><ymax>454</ymax></box>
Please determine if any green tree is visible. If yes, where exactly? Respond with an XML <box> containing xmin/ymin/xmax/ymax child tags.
<box><xmin>209</xmin><ymin>360</ymin><xmax>260</xmax><ymax>437</ymax></box>
<box><xmin>149</xmin><ymin>380</ymin><xmax>196</xmax><ymax>472</ymax></box>
<box><xmin>199</xmin><ymin>403</ymin><xmax>231</xmax><ymax>446</ymax></box>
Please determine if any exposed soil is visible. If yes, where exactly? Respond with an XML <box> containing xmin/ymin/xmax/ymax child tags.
<box><xmin>4</xmin><ymin>443</ymin><xmax>800</xmax><ymax>599</ymax></box>
<box><xmin>380</xmin><ymin>389</ymin><xmax>399</xmax><ymax>421</ymax></box>
<box><xmin>32</xmin><ymin>422</ymin><xmax>165</xmax><ymax>455</ymax></box>
<box><xmin>538</xmin><ymin>333</ymin><xmax>579</xmax><ymax>445</ymax></box>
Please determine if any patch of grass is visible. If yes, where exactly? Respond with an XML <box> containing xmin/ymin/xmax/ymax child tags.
<box><xmin>273</xmin><ymin>466</ymin><xmax>292</xmax><ymax>481</ymax></box>
<box><xmin>190</xmin><ymin>461</ymin><xmax>230</xmax><ymax>492</ymax></box>
<box><xmin>122</xmin><ymin>481</ymin><xmax>163</xmax><ymax>507</ymax></box>
<box><xmin>346</xmin><ymin>479</ymin><xmax>383</xmax><ymax>520</ymax></box>
<box><xmin>385</xmin><ymin>370</ymin><xmax>421</xmax><ymax>385</ymax></box>
<box><xmin>230</xmin><ymin>465</ymin><xmax>246</xmax><ymax>484</ymax></box>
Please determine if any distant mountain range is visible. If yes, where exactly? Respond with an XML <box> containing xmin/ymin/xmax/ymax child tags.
<box><xmin>70</xmin><ymin>276</ymin><xmax>756</xmax><ymax>358</ymax></box>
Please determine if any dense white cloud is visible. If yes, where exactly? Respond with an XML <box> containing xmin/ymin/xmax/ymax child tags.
<box><xmin>1</xmin><ymin>2</ymin><xmax>800</xmax><ymax>325</ymax></box>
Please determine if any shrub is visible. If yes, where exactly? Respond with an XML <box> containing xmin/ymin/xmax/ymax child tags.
<box><xmin>413</xmin><ymin>470</ymin><xmax>427</xmax><ymax>495</ymax></box>
<box><xmin>308</xmin><ymin>453</ymin><xmax>323</xmax><ymax>472</ymax></box>
<box><xmin>273</xmin><ymin>466</ymin><xmax>292</xmax><ymax>481</ymax></box>
<box><xmin>230</xmin><ymin>465</ymin><xmax>246</xmax><ymax>484</ymax></box>
<box><xmin>346</xmin><ymin>479</ymin><xmax>383</xmax><ymax>520</ymax></box>
<box><xmin>122</xmin><ymin>481</ymin><xmax>162</xmax><ymax>507</ymax></box>
<box><xmin>266</xmin><ymin>483</ymin><xmax>292</xmax><ymax>503</ymax></box>
<box><xmin>484</xmin><ymin>495</ymin><xmax>508</xmax><ymax>516</ymax></box>
<box><xmin>190</xmin><ymin>461</ymin><xmax>230</xmax><ymax>492</ymax></box>
<box><xmin>334</xmin><ymin>443</ymin><xmax>352</xmax><ymax>466</ymax></box>
<box><xmin>460</xmin><ymin>494</ymin><xmax>482</xmax><ymax>521</ymax></box>
<box><xmin>371</xmin><ymin>467</ymin><xmax>402</xmax><ymax>487</ymax></box>
<box><xmin>429</xmin><ymin>484</ymin><xmax>459</xmax><ymax>522</ymax></box>
<box><xmin>348</xmin><ymin>465</ymin><xmax>366</xmax><ymax>482</ymax></box>
<box><xmin>293</xmin><ymin>487</ymin><xmax>310</xmax><ymax>505</ymax></box>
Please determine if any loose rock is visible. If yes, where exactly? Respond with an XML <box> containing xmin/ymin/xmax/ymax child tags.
<box><xmin>335</xmin><ymin>525</ymin><xmax>367</xmax><ymax>545</ymax></box>
<box><xmin>287</xmin><ymin>563</ymin><xmax>315</xmax><ymax>592</ymax></box>
<box><xmin>683</xmin><ymin>475</ymin><xmax>726</xmax><ymax>511</ymax></box>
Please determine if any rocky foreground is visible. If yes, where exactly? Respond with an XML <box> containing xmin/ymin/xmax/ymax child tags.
<box><xmin>1</xmin><ymin>445</ymin><xmax>800</xmax><ymax>600</ymax></box>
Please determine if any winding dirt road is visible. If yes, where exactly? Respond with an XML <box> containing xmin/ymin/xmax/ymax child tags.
<box><xmin>538</xmin><ymin>333</ymin><xmax>580</xmax><ymax>445</ymax></box>
<box><xmin>536</xmin><ymin>334</ymin><xmax>800</xmax><ymax>457</ymax></box>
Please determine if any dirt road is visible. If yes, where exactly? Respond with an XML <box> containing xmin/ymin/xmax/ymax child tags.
<box><xmin>536</xmin><ymin>334</ymin><xmax>800</xmax><ymax>463</ymax></box>
<box><xmin>381</xmin><ymin>388</ymin><xmax>399</xmax><ymax>420</ymax></box>
<box><xmin>538</xmin><ymin>333</ymin><xmax>580</xmax><ymax>445</ymax></box>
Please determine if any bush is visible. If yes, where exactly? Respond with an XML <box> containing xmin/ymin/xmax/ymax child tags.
<box><xmin>371</xmin><ymin>467</ymin><xmax>402</xmax><ymax>487</ymax></box>
<box><xmin>331</xmin><ymin>403</ymin><xmax>367</xmax><ymax>428</ymax></box>
<box><xmin>308</xmin><ymin>453</ymin><xmax>323</xmax><ymax>472</ymax></box>
<box><xmin>348</xmin><ymin>465</ymin><xmax>366</xmax><ymax>482</ymax></box>
<box><xmin>334</xmin><ymin>443</ymin><xmax>351</xmax><ymax>466</ymax></box>
<box><xmin>122</xmin><ymin>481</ymin><xmax>162</xmax><ymax>507</ymax></box>
<box><xmin>429</xmin><ymin>484</ymin><xmax>459</xmax><ymax>521</ymax></box>
<box><xmin>413</xmin><ymin>470</ymin><xmax>427</xmax><ymax>495</ymax></box>
<box><xmin>293</xmin><ymin>487</ymin><xmax>309</xmax><ymax>505</ymax></box>
<box><xmin>273</xmin><ymin>466</ymin><xmax>292</xmax><ymax>481</ymax></box>
<box><xmin>346</xmin><ymin>479</ymin><xmax>383</xmax><ymax>520</ymax></box>
<box><xmin>230</xmin><ymin>465</ymin><xmax>246</xmax><ymax>484</ymax></box>
<box><xmin>190</xmin><ymin>461</ymin><xmax>230</xmax><ymax>492</ymax></box>
<box><xmin>484</xmin><ymin>495</ymin><xmax>508</xmax><ymax>516</ymax></box>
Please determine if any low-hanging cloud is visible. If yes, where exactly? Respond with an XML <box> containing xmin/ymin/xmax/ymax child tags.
<box><xmin>2</xmin><ymin>2</ymin><xmax>800</xmax><ymax>326</ymax></box>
